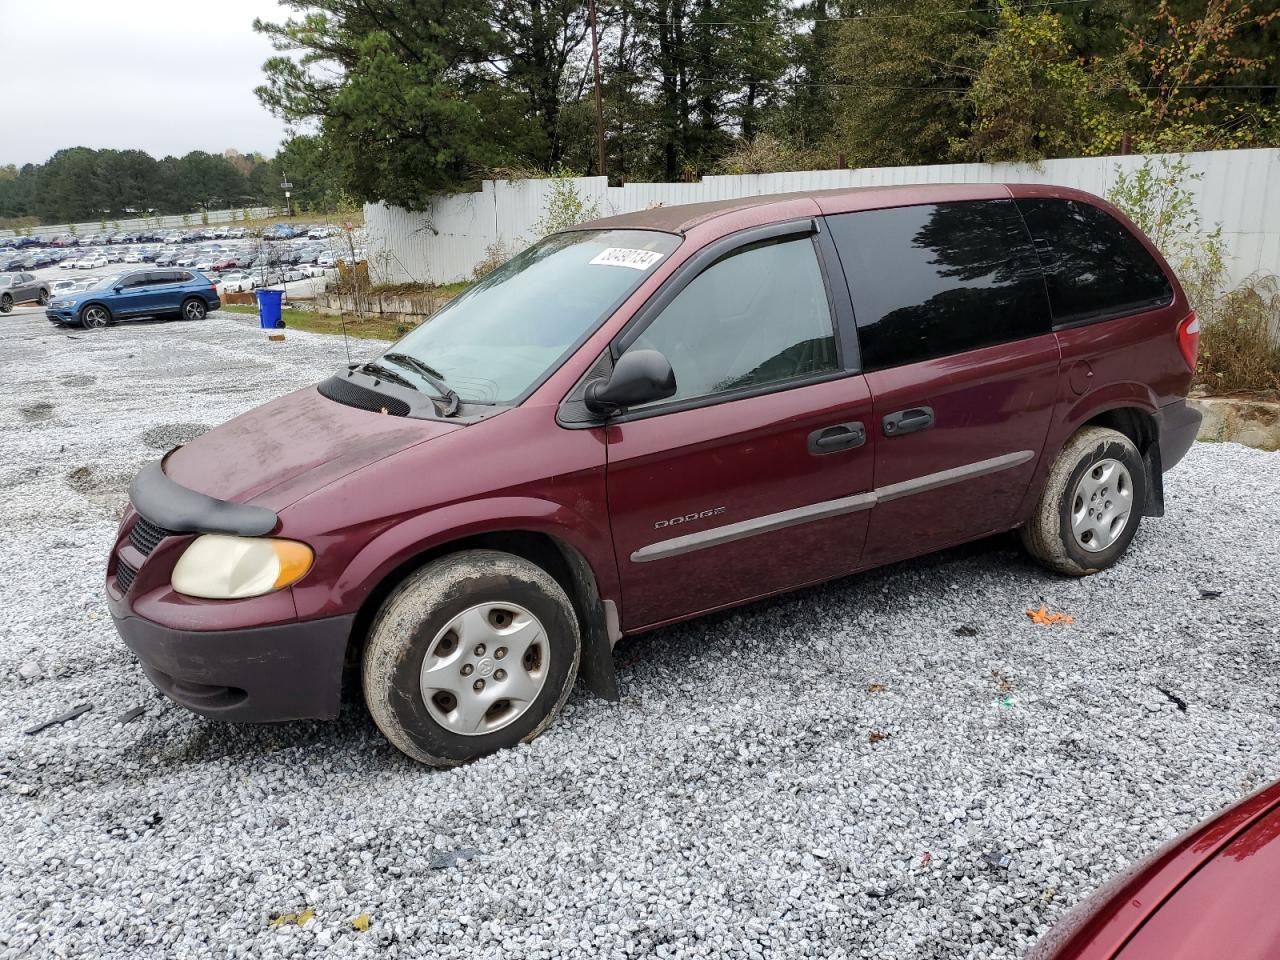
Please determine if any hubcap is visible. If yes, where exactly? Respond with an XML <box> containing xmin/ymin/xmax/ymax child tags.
<box><xmin>185</xmin><ymin>300</ymin><xmax>203</xmax><ymax>320</ymax></box>
<box><xmin>419</xmin><ymin>602</ymin><xmax>549</xmax><ymax>736</ymax></box>
<box><xmin>84</xmin><ymin>307</ymin><xmax>106</xmax><ymax>328</ymax></box>
<box><xmin>1070</xmin><ymin>458</ymin><xmax>1133</xmax><ymax>552</ymax></box>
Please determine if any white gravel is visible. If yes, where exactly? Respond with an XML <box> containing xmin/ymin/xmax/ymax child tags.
<box><xmin>1</xmin><ymin>305</ymin><xmax>1278</xmax><ymax>959</ymax></box>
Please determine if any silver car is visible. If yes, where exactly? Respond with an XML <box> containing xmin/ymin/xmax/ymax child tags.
<box><xmin>0</xmin><ymin>272</ymin><xmax>50</xmax><ymax>312</ymax></box>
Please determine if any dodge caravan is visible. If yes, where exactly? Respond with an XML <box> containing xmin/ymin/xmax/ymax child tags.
<box><xmin>107</xmin><ymin>184</ymin><xmax>1202</xmax><ymax>765</ymax></box>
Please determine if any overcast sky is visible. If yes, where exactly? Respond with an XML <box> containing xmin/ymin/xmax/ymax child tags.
<box><xmin>0</xmin><ymin>0</ymin><xmax>293</xmax><ymax>167</ymax></box>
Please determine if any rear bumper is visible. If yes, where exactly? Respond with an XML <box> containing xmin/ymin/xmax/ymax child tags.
<box><xmin>112</xmin><ymin>612</ymin><xmax>354</xmax><ymax>721</ymax></box>
<box><xmin>1157</xmin><ymin>398</ymin><xmax>1202</xmax><ymax>472</ymax></box>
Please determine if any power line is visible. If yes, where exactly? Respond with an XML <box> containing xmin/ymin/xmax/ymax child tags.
<box><xmin>644</xmin><ymin>0</ymin><xmax>1095</xmax><ymax>27</ymax></box>
<box><xmin>605</xmin><ymin>71</ymin><xmax>1280</xmax><ymax>93</ymax></box>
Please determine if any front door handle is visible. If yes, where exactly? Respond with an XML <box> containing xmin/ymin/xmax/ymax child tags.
<box><xmin>882</xmin><ymin>406</ymin><xmax>934</xmax><ymax>437</ymax></box>
<box><xmin>808</xmin><ymin>421</ymin><xmax>866</xmax><ymax>454</ymax></box>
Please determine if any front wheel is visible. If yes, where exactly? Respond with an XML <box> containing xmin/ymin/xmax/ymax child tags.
<box><xmin>1021</xmin><ymin>426</ymin><xmax>1147</xmax><ymax>576</ymax></box>
<box><xmin>0</xmin><ymin>294</ymin><xmax>11</xmax><ymax>314</ymax></box>
<box><xmin>181</xmin><ymin>298</ymin><xmax>207</xmax><ymax>321</ymax></box>
<box><xmin>79</xmin><ymin>304</ymin><xmax>110</xmax><ymax>329</ymax></box>
<box><xmin>37</xmin><ymin>289</ymin><xmax>49</xmax><ymax>306</ymax></box>
<box><xmin>362</xmin><ymin>550</ymin><xmax>581</xmax><ymax>766</ymax></box>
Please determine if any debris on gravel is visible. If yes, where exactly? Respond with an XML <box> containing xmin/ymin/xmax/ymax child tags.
<box><xmin>21</xmin><ymin>703</ymin><xmax>93</xmax><ymax>736</ymax></box>
<box><xmin>1</xmin><ymin>308</ymin><xmax>1278</xmax><ymax>959</ymax></box>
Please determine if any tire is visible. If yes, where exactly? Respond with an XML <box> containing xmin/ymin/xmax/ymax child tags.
<box><xmin>79</xmin><ymin>303</ymin><xmax>110</xmax><ymax>329</ymax></box>
<box><xmin>181</xmin><ymin>297</ymin><xmax>207</xmax><ymax>321</ymax></box>
<box><xmin>0</xmin><ymin>294</ymin><xmax>11</xmax><ymax>314</ymax></box>
<box><xmin>362</xmin><ymin>550</ymin><xmax>581</xmax><ymax>766</ymax></box>
<box><xmin>1021</xmin><ymin>426</ymin><xmax>1147</xmax><ymax>576</ymax></box>
<box><xmin>37</xmin><ymin>289</ymin><xmax>49</xmax><ymax>306</ymax></box>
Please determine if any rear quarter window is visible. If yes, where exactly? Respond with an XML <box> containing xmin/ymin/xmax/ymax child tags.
<box><xmin>827</xmin><ymin>199</ymin><xmax>1051</xmax><ymax>371</ymax></box>
<box><xmin>1015</xmin><ymin>197</ymin><xmax>1173</xmax><ymax>326</ymax></box>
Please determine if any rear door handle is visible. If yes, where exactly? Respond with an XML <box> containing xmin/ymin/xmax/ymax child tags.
<box><xmin>808</xmin><ymin>421</ymin><xmax>865</xmax><ymax>454</ymax></box>
<box><xmin>882</xmin><ymin>406</ymin><xmax>934</xmax><ymax>437</ymax></box>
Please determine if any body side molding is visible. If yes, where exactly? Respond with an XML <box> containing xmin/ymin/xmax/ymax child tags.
<box><xmin>630</xmin><ymin>450</ymin><xmax>1035</xmax><ymax>563</ymax></box>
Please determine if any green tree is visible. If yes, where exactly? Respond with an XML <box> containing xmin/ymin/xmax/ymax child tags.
<box><xmin>827</xmin><ymin>0</ymin><xmax>987</xmax><ymax>167</ymax></box>
<box><xmin>1109</xmin><ymin>0</ymin><xmax>1280</xmax><ymax>152</ymax></box>
<box><xmin>959</xmin><ymin>3</ymin><xmax>1093</xmax><ymax>161</ymax></box>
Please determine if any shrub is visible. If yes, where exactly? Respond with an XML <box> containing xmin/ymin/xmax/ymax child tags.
<box><xmin>472</xmin><ymin>240</ymin><xmax>508</xmax><ymax>280</ymax></box>
<box><xmin>1108</xmin><ymin>156</ymin><xmax>1280</xmax><ymax>396</ymax></box>
<box><xmin>530</xmin><ymin>167</ymin><xmax>601</xmax><ymax>238</ymax></box>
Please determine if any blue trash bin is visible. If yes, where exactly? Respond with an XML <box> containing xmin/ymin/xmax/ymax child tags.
<box><xmin>255</xmin><ymin>289</ymin><xmax>286</xmax><ymax>329</ymax></box>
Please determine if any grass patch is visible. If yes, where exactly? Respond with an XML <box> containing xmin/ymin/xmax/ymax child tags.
<box><xmin>366</xmin><ymin>280</ymin><xmax>471</xmax><ymax>298</ymax></box>
<box><xmin>221</xmin><ymin>304</ymin><xmax>409</xmax><ymax>341</ymax></box>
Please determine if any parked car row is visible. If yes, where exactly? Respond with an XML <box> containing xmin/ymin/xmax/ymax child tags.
<box><xmin>0</xmin><ymin>226</ymin><xmax>252</xmax><ymax>250</ymax></box>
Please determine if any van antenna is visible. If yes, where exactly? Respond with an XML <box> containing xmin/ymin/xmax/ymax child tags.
<box><xmin>339</xmin><ymin>310</ymin><xmax>352</xmax><ymax>366</ymax></box>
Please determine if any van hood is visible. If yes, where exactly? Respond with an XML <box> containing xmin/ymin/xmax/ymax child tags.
<box><xmin>164</xmin><ymin>384</ymin><xmax>461</xmax><ymax>511</ymax></box>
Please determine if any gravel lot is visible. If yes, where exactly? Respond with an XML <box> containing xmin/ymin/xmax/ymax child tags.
<box><xmin>1</xmin><ymin>306</ymin><xmax>1278</xmax><ymax>960</ymax></box>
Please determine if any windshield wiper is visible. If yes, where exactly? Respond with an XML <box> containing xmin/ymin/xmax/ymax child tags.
<box><xmin>383</xmin><ymin>352</ymin><xmax>461</xmax><ymax>416</ymax></box>
<box><xmin>358</xmin><ymin>360</ymin><xmax>418</xmax><ymax>392</ymax></box>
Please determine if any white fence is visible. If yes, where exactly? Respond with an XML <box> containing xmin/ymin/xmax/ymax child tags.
<box><xmin>3</xmin><ymin>206</ymin><xmax>276</xmax><ymax>240</ymax></box>
<box><xmin>365</xmin><ymin>148</ymin><xmax>1280</xmax><ymax>290</ymax></box>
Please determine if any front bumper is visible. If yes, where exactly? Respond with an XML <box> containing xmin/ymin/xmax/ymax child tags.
<box><xmin>46</xmin><ymin>307</ymin><xmax>76</xmax><ymax>322</ymax></box>
<box><xmin>113</xmin><ymin>612</ymin><xmax>354</xmax><ymax>721</ymax></box>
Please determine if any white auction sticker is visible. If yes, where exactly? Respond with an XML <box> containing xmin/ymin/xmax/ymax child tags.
<box><xmin>589</xmin><ymin>247</ymin><xmax>665</xmax><ymax>270</ymax></box>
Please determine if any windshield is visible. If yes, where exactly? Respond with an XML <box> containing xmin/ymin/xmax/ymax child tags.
<box><xmin>88</xmin><ymin>274</ymin><xmax>124</xmax><ymax>290</ymax></box>
<box><xmin>384</xmin><ymin>229</ymin><xmax>679</xmax><ymax>404</ymax></box>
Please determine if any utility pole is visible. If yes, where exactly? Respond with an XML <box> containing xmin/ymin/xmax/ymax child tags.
<box><xmin>588</xmin><ymin>0</ymin><xmax>606</xmax><ymax>178</ymax></box>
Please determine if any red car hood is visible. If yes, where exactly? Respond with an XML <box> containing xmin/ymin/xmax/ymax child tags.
<box><xmin>1031</xmin><ymin>780</ymin><xmax>1280</xmax><ymax>960</ymax></box>
<box><xmin>164</xmin><ymin>385</ymin><xmax>460</xmax><ymax>511</ymax></box>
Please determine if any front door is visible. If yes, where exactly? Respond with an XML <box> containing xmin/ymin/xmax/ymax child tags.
<box><xmin>604</xmin><ymin>225</ymin><xmax>875</xmax><ymax>630</ymax></box>
<box><xmin>112</xmin><ymin>272</ymin><xmax>160</xmax><ymax>316</ymax></box>
<box><xmin>824</xmin><ymin>199</ymin><xmax>1060</xmax><ymax>566</ymax></box>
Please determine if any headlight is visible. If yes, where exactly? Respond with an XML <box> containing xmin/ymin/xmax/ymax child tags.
<box><xmin>50</xmin><ymin>299</ymin><xmax>72</xmax><ymax>308</ymax></box>
<box><xmin>171</xmin><ymin>535</ymin><xmax>313</xmax><ymax>600</ymax></box>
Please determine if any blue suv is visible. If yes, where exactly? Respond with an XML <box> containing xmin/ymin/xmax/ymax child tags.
<box><xmin>46</xmin><ymin>269</ymin><xmax>221</xmax><ymax>329</ymax></box>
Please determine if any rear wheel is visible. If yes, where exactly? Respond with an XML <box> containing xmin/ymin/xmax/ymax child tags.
<box><xmin>181</xmin><ymin>297</ymin><xmax>207</xmax><ymax>321</ymax></box>
<box><xmin>0</xmin><ymin>294</ymin><xmax>11</xmax><ymax>314</ymax></box>
<box><xmin>79</xmin><ymin>304</ymin><xmax>110</xmax><ymax>329</ymax></box>
<box><xmin>37</xmin><ymin>289</ymin><xmax>49</xmax><ymax>306</ymax></box>
<box><xmin>362</xmin><ymin>550</ymin><xmax>581</xmax><ymax>766</ymax></box>
<box><xmin>1021</xmin><ymin>426</ymin><xmax>1147</xmax><ymax>576</ymax></box>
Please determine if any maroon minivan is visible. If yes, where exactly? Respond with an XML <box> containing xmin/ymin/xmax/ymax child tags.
<box><xmin>107</xmin><ymin>184</ymin><xmax>1202</xmax><ymax>765</ymax></box>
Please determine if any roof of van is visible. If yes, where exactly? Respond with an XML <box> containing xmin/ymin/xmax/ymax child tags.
<box><xmin>573</xmin><ymin>182</ymin><xmax>1098</xmax><ymax>235</ymax></box>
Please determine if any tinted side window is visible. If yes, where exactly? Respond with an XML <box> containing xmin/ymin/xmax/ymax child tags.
<box><xmin>628</xmin><ymin>236</ymin><xmax>837</xmax><ymax>406</ymax></box>
<box><xmin>1016</xmin><ymin>198</ymin><xmax>1172</xmax><ymax>324</ymax></box>
<box><xmin>828</xmin><ymin>200</ymin><xmax>1050</xmax><ymax>371</ymax></box>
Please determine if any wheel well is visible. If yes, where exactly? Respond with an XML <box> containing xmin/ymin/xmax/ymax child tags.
<box><xmin>347</xmin><ymin>530</ymin><xmax>618</xmax><ymax>698</ymax></box>
<box><xmin>1080</xmin><ymin>406</ymin><xmax>1164</xmax><ymax>517</ymax></box>
<box><xmin>1082</xmin><ymin>407</ymin><xmax>1157</xmax><ymax>454</ymax></box>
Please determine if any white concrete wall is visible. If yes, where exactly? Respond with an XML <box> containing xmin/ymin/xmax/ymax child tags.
<box><xmin>3</xmin><ymin>206</ymin><xmax>276</xmax><ymax>240</ymax></box>
<box><xmin>364</xmin><ymin>149</ymin><xmax>1280</xmax><ymax>289</ymax></box>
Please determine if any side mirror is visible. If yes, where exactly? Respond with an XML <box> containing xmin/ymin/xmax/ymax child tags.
<box><xmin>584</xmin><ymin>348</ymin><xmax>677</xmax><ymax>415</ymax></box>
<box><xmin>113</xmin><ymin>286</ymin><xmax>123</xmax><ymax>293</ymax></box>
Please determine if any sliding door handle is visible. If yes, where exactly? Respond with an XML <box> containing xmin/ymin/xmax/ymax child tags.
<box><xmin>808</xmin><ymin>421</ymin><xmax>866</xmax><ymax>454</ymax></box>
<box><xmin>882</xmin><ymin>406</ymin><xmax>934</xmax><ymax>437</ymax></box>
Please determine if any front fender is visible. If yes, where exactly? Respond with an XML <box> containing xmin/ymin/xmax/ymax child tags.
<box><xmin>291</xmin><ymin>495</ymin><xmax>617</xmax><ymax>622</ymax></box>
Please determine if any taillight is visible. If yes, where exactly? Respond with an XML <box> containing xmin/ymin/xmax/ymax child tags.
<box><xmin>1177</xmin><ymin>312</ymin><xmax>1200</xmax><ymax>371</ymax></box>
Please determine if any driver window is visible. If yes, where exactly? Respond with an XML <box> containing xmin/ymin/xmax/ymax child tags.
<box><xmin>628</xmin><ymin>235</ymin><xmax>837</xmax><ymax>407</ymax></box>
